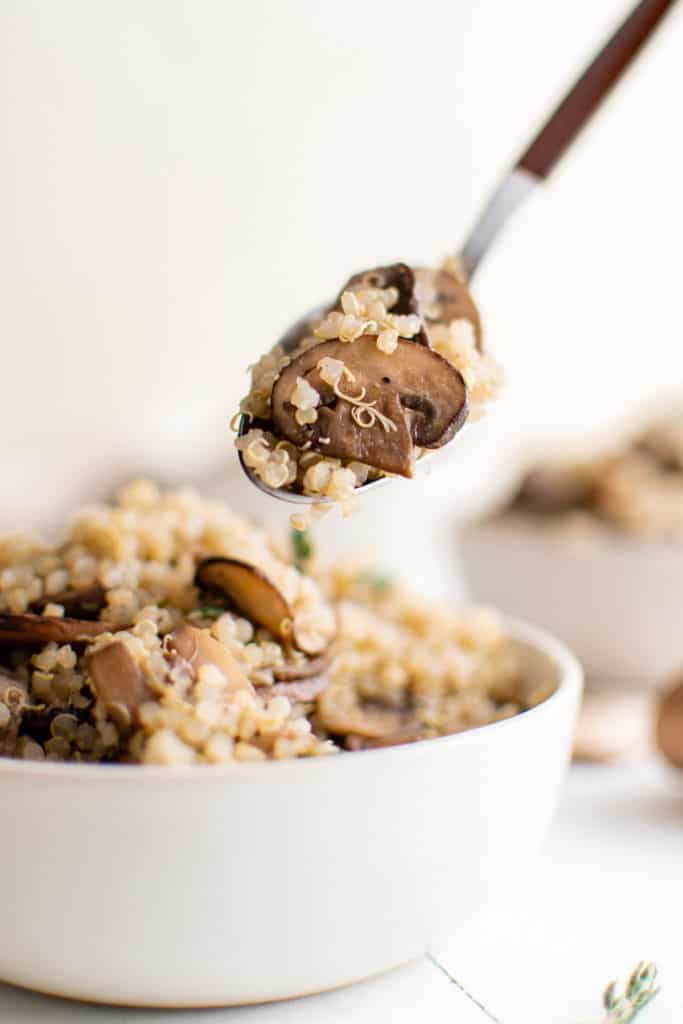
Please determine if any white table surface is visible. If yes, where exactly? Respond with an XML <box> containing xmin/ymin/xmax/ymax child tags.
<box><xmin>2</xmin><ymin>757</ymin><xmax>680</xmax><ymax>1023</ymax></box>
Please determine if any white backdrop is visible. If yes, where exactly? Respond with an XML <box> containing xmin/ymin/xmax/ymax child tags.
<box><xmin>1</xmin><ymin>0</ymin><xmax>682</xmax><ymax>583</ymax></box>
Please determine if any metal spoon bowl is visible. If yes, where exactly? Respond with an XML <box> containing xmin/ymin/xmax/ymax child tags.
<box><xmin>235</xmin><ymin>299</ymin><xmax>459</xmax><ymax>504</ymax></box>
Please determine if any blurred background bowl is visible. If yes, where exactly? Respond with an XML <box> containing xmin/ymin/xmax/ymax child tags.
<box><xmin>0</xmin><ymin>618</ymin><xmax>581</xmax><ymax>1008</ymax></box>
<box><xmin>460</xmin><ymin>519</ymin><xmax>683</xmax><ymax>689</ymax></box>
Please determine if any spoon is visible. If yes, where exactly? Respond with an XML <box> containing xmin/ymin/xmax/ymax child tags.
<box><xmin>237</xmin><ymin>0</ymin><xmax>675</xmax><ymax>505</ymax></box>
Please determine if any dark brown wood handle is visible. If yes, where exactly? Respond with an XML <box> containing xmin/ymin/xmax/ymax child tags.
<box><xmin>518</xmin><ymin>0</ymin><xmax>676</xmax><ymax>179</ymax></box>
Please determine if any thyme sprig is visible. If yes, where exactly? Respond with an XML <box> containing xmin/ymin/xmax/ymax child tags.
<box><xmin>602</xmin><ymin>962</ymin><xmax>659</xmax><ymax>1023</ymax></box>
<box><xmin>291</xmin><ymin>528</ymin><xmax>313</xmax><ymax>570</ymax></box>
<box><xmin>189</xmin><ymin>605</ymin><xmax>227</xmax><ymax>621</ymax></box>
<box><xmin>357</xmin><ymin>569</ymin><xmax>393</xmax><ymax>593</ymax></box>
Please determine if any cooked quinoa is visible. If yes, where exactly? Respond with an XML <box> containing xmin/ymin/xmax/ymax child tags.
<box><xmin>503</xmin><ymin>412</ymin><xmax>683</xmax><ymax>541</ymax></box>
<box><xmin>235</xmin><ymin>256</ymin><xmax>501</xmax><ymax>530</ymax></box>
<box><xmin>0</xmin><ymin>483</ymin><xmax>548</xmax><ymax>765</ymax></box>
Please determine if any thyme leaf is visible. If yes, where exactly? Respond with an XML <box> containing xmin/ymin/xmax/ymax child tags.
<box><xmin>602</xmin><ymin>961</ymin><xmax>659</xmax><ymax>1023</ymax></box>
<box><xmin>291</xmin><ymin>528</ymin><xmax>313</xmax><ymax>569</ymax></box>
<box><xmin>189</xmin><ymin>605</ymin><xmax>227</xmax><ymax>620</ymax></box>
<box><xmin>358</xmin><ymin>570</ymin><xmax>393</xmax><ymax>593</ymax></box>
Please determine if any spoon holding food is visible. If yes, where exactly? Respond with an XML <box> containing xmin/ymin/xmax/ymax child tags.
<box><xmin>234</xmin><ymin>0</ymin><xmax>674</xmax><ymax>528</ymax></box>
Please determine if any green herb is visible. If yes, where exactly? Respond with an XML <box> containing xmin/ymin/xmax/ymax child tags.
<box><xmin>291</xmin><ymin>528</ymin><xmax>313</xmax><ymax>569</ymax></box>
<box><xmin>190</xmin><ymin>605</ymin><xmax>227</xmax><ymax>620</ymax></box>
<box><xmin>358</xmin><ymin>570</ymin><xmax>393</xmax><ymax>593</ymax></box>
<box><xmin>602</xmin><ymin>962</ymin><xmax>659</xmax><ymax>1023</ymax></box>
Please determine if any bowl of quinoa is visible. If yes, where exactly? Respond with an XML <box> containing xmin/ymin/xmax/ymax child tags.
<box><xmin>0</xmin><ymin>482</ymin><xmax>581</xmax><ymax>1007</ymax></box>
<box><xmin>0</xmin><ymin>480</ymin><xmax>554</xmax><ymax>765</ymax></box>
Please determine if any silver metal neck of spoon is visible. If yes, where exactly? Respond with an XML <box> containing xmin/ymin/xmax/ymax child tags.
<box><xmin>460</xmin><ymin>167</ymin><xmax>538</xmax><ymax>279</ymax></box>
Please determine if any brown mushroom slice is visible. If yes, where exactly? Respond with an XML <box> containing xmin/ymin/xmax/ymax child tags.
<box><xmin>43</xmin><ymin>584</ymin><xmax>107</xmax><ymax>620</ymax></box>
<box><xmin>166</xmin><ymin>624</ymin><xmax>252</xmax><ymax>694</ymax></box>
<box><xmin>195</xmin><ymin>558</ymin><xmax>293</xmax><ymax>644</ymax></box>
<box><xmin>317</xmin><ymin>687</ymin><xmax>417</xmax><ymax>740</ymax></box>
<box><xmin>271</xmin><ymin>337</ymin><xmax>468</xmax><ymax>477</ymax></box>
<box><xmin>273</xmin><ymin>654</ymin><xmax>328</xmax><ymax>683</ymax></box>
<box><xmin>345</xmin><ymin>720</ymin><xmax>427</xmax><ymax>750</ymax></box>
<box><xmin>338</xmin><ymin>262</ymin><xmax>416</xmax><ymax>315</ymax></box>
<box><xmin>513</xmin><ymin>463</ymin><xmax>598</xmax><ymax>515</ymax></box>
<box><xmin>337</xmin><ymin>263</ymin><xmax>429</xmax><ymax>344</ymax></box>
<box><xmin>245</xmin><ymin>734</ymin><xmax>277</xmax><ymax>755</ymax></box>
<box><xmin>656</xmin><ymin>676</ymin><xmax>683</xmax><ymax>771</ymax></box>
<box><xmin>263</xmin><ymin>675</ymin><xmax>328</xmax><ymax>702</ymax></box>
<box><xmin>311</xmin><ymin>389</ymin><xmax>414</xmax><ymax>478</ymax></box>
<box><xmin>21</xmin><ymin>704</ymin><xmax>89</xmax><ymax>744</ymax></box>
<box><xmin>87</xmin><ymin>642</ymin><xmax>152</xmax><ymax>725</ymax></box>
<box><xmin>0</xmin><ymin>613</ymin><xmax>114</xmax><ymax>647</ymax></box>
<box><xmin>414</xmin><ymin>266</ymin><xmax>482</xmax><ymax>349</ymax></box>
<box><xmin>0</xmin><ymin>714</ymin><xmax>20</xmax><ymax>757</ymax></box>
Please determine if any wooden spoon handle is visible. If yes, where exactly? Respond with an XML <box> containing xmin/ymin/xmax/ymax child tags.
<box><xmin>518</xmin><ymin>0</ymin><xmax>676</xmax><ymax>179</ymax></box>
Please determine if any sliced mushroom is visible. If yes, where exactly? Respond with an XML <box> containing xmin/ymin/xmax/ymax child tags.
<box><xmin>338</xmin><ymin>263</ymin><xmax>429</xmax><ymax>344</ymax></box>
<box><xmin>87</xmin><ymin>642</ymin><xmax>152</xmax><ymax>725</ymax></box>
<box><xmin>638</xmin><ymin>414</ymin><xmax>683</xmax><ymax>472</ymax></box>
<box><xmin>195</xmin><ymin>558</ymin><xmax>293</xmax><ymax>644</ymax></box>
<box><xmin>271</xmin><ymin>336</ymin><xmax>468</xmax><ymax>477</ymax></box>
<box><xmin>166</xmin><ymin>624</ymin><xmax>252</xmax><ymax>694</ymax></box>
<box><xmin>339</xmin><ymin>262</ymin><xmax>481</xmax><ymax>347</ymax></box>
<box><xmin>656</xmin><ymin>676</ymin><xmax>683</xmax><ymax>771</ymax></box>
<box><xmin>513</xmin><ymin>463</ymin><xmax>598</xmax><ymax>515</ymax></box>
<box><xmin>20</xmin><ymin>704</ymin><xmax>89</xmax><ymax>744</ymax></box>
<box><xmin>0</xmin><ymin>715</ymin><xmax>20</xmax><ymax>757</ymax></box>
<box><xmin>196</xmin><ymin>558</ymin><xmax>332</xmax><ymax>656</ymax></box>
<box><xmin>345</xmin><ymin>720</ymin><xmax>427</xmax><ymax>750</ymax></box>
<box><xmin>0</xmin><ymin>613</ymin><xmax>113</xmax><ymax>647</ymax></box>
<box><xmin>414</xmin><ymin>266</ymin><xmax>482</xmax><ymax>349</ymax></box>
<box><xmin>317</xmin><ymin>686</ymin><xmax>419</xmax><ymax>740</ymax></box>
<box><xmin>339</xmin><ymin>262</ymin><xmax>415</xmax><ymax>314</ymax></box>
<box><xmin>263</xmin><ymin>675</ymin><xmax>328</xmax><ymax>703</ymax></box>
<box><xmin>273</xmin><ymin>654</ymin><xmax>328</xmax><ymax>683</ymax></box>
<box><xmin>39</xmin><ymin>584</ymin><xmax>107</xmax><ymax>620</ymax></box>
<box><xmin>244</xmin><ymin>734</ymin><xmax>276</xmax><ymax>755</ymax></box>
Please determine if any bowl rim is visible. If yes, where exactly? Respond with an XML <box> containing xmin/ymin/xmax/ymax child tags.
<box><xmin>0</xmin><ymin>616</ymin><xmax>582</xmax><ymax>785</ymax></box>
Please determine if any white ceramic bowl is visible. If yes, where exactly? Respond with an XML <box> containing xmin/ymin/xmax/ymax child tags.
<box><xmin>0</xmin><ymin>619</ymin><xmax>581</xmax><ymax>1008</ymax></box>
<box><xmin>460</xmin><ymin>519</ymin><xmax>683</xmax><ymax>689</ymax></box>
